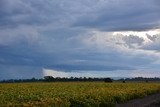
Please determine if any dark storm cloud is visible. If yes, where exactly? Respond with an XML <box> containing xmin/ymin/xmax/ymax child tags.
<box><xmin>73</xmin><ymin>0</ymin><xmax>160</xmax><ymax>31</ymax></box>
<box><xmin>0</xmin><ymin>64</ymin><xmax>43</xmax><ymax>80</ymax></box>
<box><xmin>1</xmin><ymin>0</ymin><xmax>159</xmax><ymax>30</ymax></box>
<box><xmin>0</xmin><ymin>0</ymin><xmax>160</xmax><ymax>79</ymax></box>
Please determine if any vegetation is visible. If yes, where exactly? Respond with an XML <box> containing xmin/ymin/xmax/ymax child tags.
<box><xmin>118</xmin><ymin>77</ymin><xmax>160</xmax><ymax>82</ymax></box>
<box><xmin>0</xmin><ymin>82</ymin><xmax>160</xmax><ymax>107</ymax></box>
<box><xmin>1</xmin><ymin>77</ymin><xmax>160</xmax><ymax>83</ymax></box>
<box><xmin>104</xmin><ymin>78</ymin><xmax>113</xmax><ymax>83</ymax></box>
<box><xmin>0</xmin><ymin>77</ymin><xmax>110</xmax><ymax>83</ymax></box>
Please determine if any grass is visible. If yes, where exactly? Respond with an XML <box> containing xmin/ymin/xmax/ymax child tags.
<box><xmin>0</xmin><ymin>82</ymin><xmax>160</xmax><ymax>107</ymax></box>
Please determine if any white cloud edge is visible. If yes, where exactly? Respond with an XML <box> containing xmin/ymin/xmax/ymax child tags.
<box><xmin>42</xmin><ymin>68</ymin><xmax>160</xmax><ymax>78</ymax></box>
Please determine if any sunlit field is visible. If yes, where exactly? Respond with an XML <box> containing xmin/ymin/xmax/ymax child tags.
<box><xmin>0</xmin><ymin>82</ymin><xmax>160</xmax><ymax>107</ymax></box>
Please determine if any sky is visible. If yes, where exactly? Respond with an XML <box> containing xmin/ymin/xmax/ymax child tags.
<box><xmin>0</xmin><ymin>0</ymin><xmax>160</xmax><ymax>80</ymax></box>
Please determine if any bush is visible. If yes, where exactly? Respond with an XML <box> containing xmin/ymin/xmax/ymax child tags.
<box><xmin>104</xmin><ymin>78</ymin><xmax>113</xmax><ymax>83</ymax></box>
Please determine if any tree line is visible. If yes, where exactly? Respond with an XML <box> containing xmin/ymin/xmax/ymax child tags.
<box><xmin>0</xmin><ymin>76</ymin><xmax>160</xmax><ymax>83</ymax></box>
<box><xmin>118</xmin><ymin>77</ymin><xmax>160</xmax><ymax>82</ymax></box>
<box><xmin>0</xmin><ymin>76</ymin><xmax>113</xmax><ymax>83</ymax></box>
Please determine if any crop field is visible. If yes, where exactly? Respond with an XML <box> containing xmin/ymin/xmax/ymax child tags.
<box><xmin>0</xmin><ymin>82</ymin><xmax>160</xmax><ymax>107</ymax></box>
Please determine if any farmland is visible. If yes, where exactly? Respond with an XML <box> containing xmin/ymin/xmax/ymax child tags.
<box><xmin>0</xmin><ymin>82</ymin><xmax>160</xmax><ymax>107</ymax></box>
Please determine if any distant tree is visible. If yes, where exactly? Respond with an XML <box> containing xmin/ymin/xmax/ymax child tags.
<box><xmin>44</xmin><ymin>76</ymin><xmax>54</xmax><ymax>82</ymax></box>
<box><xmin>145</xmin><ymin>80</ymin><xmax>149</xmax><ymax>83</ymax></box>
<box><xmin>122</xmin><ymin>78</ymin><xmax>126</xmax><ymax>83</ymax></box>
<box><xmin>122</xmin><ymin>80</ymin><xmax>126</xmax><ymax>83</ymax></box>
<box><xmin>31</xmin><ymin>77</ymin><xmax>36</xmax><ymax>82</ymax></box>
<box><xmin>104</xmin><ymin>78</ymin><xmax>113</xmax><ymax>83</ymax></box>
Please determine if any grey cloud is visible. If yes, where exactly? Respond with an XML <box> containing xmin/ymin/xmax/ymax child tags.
<box><xmin>146</xmin><ymin>34</ymin><xmax>160</xmax><ymax>42</ymax></box>
<box><xmin>73</xmin><ymin>0</ymin><xmax>160</xmax><ymax>31</ymax></box>
<box><xmin>108</xmin><ymin>33</ymin><xmax>160</xmax><ymax>52</ymax></box>
<box><xmin>0</xmin><ymin>64</ymin><xmax>43</xmax><ymax>80</ymax></box>
<box><xmin>0</xmin><ymin>0</ymin><xmax>160</xmax><ymax>79</ymax></box>
<box><xmin>141</xmin><ymin>34</ymin><xmax>160</xmax><ymax>51</ymax></box>
<box><xmin>122</xmin><ymin>35</ymin><xmax>145</xmax><ymax>48</ymax></box>
<box><xmin>0</xmin><ymin>0</ymin><xmax>63</xmax><ymax>28</ymax></box>
<box><xmin>1</xmin><ymin>0</ymin><xmax>159</xmax><ymax>31</ymax></box>
<box><xmin>80</xmin><ymin>32</ymin><xmax>158</xmax><ymax>67</ymax></box>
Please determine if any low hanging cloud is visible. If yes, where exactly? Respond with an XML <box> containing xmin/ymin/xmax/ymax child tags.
<box><xmin>42</xmin><ymin>69</ymin><xmax>134</xmax><ymax>78</ymax></box>
<box><xmin>0</xmin><ymin>0</ymin><xmax>160</xmax><ymax>79</ymax></box>
<box><xmin>0</xmin><ymin>64</ymin><xmax>43</xmax><ymax>80</ymax></box>
<box><xmin>43</xmin><ymin>69</ymin><xmax>107</xmax><ymax>78</ymax></box>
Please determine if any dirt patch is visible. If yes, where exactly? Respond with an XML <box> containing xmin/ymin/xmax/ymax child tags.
<box><xmin>116</xmin><ymin>93</ymin><xmax>160</xmax><ymax>107</ymax></box>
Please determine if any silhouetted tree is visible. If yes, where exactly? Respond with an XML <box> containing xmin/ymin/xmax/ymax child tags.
<box><xmin>104</xmin><ymin>78</ymin><xmax>113</xmax><ymax>83</ymax></box>
<box><xmin>44</xmin><ymin>76</ymin><xmax>54</xmax><ymax>82</ymax></box>
<box><xmin>145</xmin><ymin>80</ymin><xmax>149</xmax><ymax>83</ymax></box>
<box><xmin>122</xmin><ymin>80</ymin><xmax>126</xmax><ymax>83</ymax></box>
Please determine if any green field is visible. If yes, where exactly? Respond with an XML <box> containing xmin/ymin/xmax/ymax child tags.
<box><xmin>0</xmin><ymin>82</ymin><xmax>160</xmax><ymax>107</ymax></box>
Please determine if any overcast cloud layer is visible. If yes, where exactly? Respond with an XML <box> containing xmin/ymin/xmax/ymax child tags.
<box><xmin>0</xmin><ymin>0</ymin><xmax>160</xmax><ymax>79</ymax></box>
